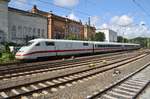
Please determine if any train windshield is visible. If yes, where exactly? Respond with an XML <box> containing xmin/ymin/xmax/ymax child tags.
<box><xmin>25</xmin><ymin>41</ymin><xmax>34</xmax><ymax>46</ymax></box>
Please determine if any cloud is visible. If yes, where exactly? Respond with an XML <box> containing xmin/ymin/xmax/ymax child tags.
<box><xmin>139</xmin><ymin>21</ymin><xmax>146</xmax><ymax>26</ymax></box>
<box><xmin>111</xmin><ymin>22</ymin><xmax>150</xmax><ymax>38</ymax></box>
<box><xmin>53</xmin><ymin>0</ymin><xmax>79</xmax><ymax>7</ymax></box>
<box><xmin>91</xmin><ymin>16</ymin><xmax>100</xmax><ymax>26</ymax></box>
<box><xmin>68</xmin><ymin>12</ymin><xmax>78</xmax><ymax>21</ymax></box>
<box><xmin>110</xmin><ymin>15</ymin><xmax>133</xmax><ymax>26</ymax></box>
<box><xmin>98</xmin><ymin>15</ymin><xmax>150</xmax><ymax>38</ymax></box>
<box><xmin>124</xmin><ymin>24</ymin><xmax>150</xmax><ymax>38</ymax></box>
<box><xmin>99</xmin><ymin>23</ymin><xmax>109</xmax><ymax>29</ymax></box>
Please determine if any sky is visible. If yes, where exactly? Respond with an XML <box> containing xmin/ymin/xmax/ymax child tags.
<box><xmin>8</xmin><ymin>0</ymin><xmax>150</xmax><ymax>39</ymax></box>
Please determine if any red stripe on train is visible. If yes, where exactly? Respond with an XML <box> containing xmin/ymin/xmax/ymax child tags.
<box><xmin>16</xmin><ymin>48</ymin><xmax>93</xmax><ymax>56</ymax></box>
<box><xmin>15</xmin><ymin>48</ymin><xmax>122</xmax><ymax>56</ymax></box>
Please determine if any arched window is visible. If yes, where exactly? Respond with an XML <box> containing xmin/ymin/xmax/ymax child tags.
<box><xmin>18</xmin><ymin>26</ymin><xmax>22</xmax><ymax>39</ymax></box>
<box><xmin>42</xmin><ymin>29</ymin><xmax>45</xmax><ymax>38</ymax></box>
<box><xmin>11</xmin><ymin>25</ymin><xmax>16</xmax><ymax>40</ymax></box>
<box><xmin>38</xmin><ymin>28</ymin><xmax>40</xmax><ymax>37</ymax></box>
<box><xmin>33</xmin><ymin>28</ymin><xmax>36</xmax><ymax>38</ymax></box>
<box><xmin>27</xmin><ymin>27</ymin><xmax>32</xmax><ymax>36</ymax></box>
<box><xmin>23</xmin><ymin>26</ymin><xmax>27</xmax><ymax>35</ymax></box>
<box><xmin>33</xmin><ymin>28</ymin><xmax>36</xmax><ymax>34</ymax></box>
<box><xmin>0</xmin><ymin>30</ymin><xmax>4</xmax><ymax>42</ymax></box>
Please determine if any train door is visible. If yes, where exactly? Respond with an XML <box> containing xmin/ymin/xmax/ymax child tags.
<box><xmin>92</xmin><ymin>44</ymin><xmax>95</xmax><ymax>53</ymax></box>
<box><xmin>31</xmin><ymin>42</ymin><xmax>46</xmax><ymax>58</ymax></box>
<box><xmin>45</xmin><ymin>41</ymin><xmax>56</xmax><ymax>57</ymax></box>
<box><xmin>65</xmin><ymin>42</ymin><xmax>72</xmax><ymax>55</ymax></box>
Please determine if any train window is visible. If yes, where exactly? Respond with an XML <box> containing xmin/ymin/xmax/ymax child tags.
<box><xmin>115</xmin><ymin>45</ymin><xmax>119</xmax><ymax>47</ymax></box>
<box><xmin>106</xmin><ymin>45</ymin><xmax>108</xmax><ymax>47</ymax></box>
<box><xmin>97</xmin><ymin>45</ymin><xmax>101</xmax><ymax>47</ymax></box>
<box><xmin>98</xmin><ymin>45</ymin><xmax>101</xmax><ymax>47</ymax></box>
<box><xmin>111</xmin><ymin>45</ymin><xmax>115</xmax><ymax>47</ymax></box>
<box><xmin>35</xmin><ymin>43</ymin><xmax>40</xmax><ymax>46</ymax></box>
<box><xmin>97</xmin><ymin>45</ymin><xmax>105</xmax><ymax>47</ymax></box>
<box><xmin>45</xmin><ymin>42</ymin><xmax>55</xmax><ymax>46</ymax></box>
<box><xmin>83</xmin><ymin>43</ymin><xmax>89</xmax><ymax>46</ymax></box>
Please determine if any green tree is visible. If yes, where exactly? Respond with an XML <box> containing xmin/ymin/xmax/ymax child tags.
<box><xmin>3</xmin><ymin>42</ymin><xmax>10</xmax><ymax>53</ymax></box>
<box><xmin>129</xmin><ymin>37</ymin><xmax>150</xmax><ymax>48</ymax></box>
<box><xmin>117</xmin><ymin>36</ymin><xmax>123</xmax><ymax>42</ymax></box>
<box><xmin>117</xmin><ymin>36</ymin><xmax>129</xmax><ymax>43</ymax></box>
<box><xmin>93</xmin><ymin>32</ymin><xmax>105</xmax><ymax>41</ymax></box>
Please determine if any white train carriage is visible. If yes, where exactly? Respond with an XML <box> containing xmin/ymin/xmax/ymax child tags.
<box><xmin>94</xmin><ymin>42</ymin><xmax>140</xmax><ymax>53</ymax></box>
<box><xmin>15</xmin><ymin>39</ymin><xmax>93</xmax><ymax>60</ymax></box>
<box><xmin>15</xmin><ymin>39</ymin><xmax>140</xmax><ymax>60</ymax></box>
<box><xmin>93</xmin><ymin>42</ymin><xmax>123</xmax><ymax>53</ymax></box>
<box><xmin>122</xmin><ymin>43</ymin><xmax>140</xmax><ymax>50</ymax></box>
<box><xmin>54</xmin><ymin>40</ymin><xmax>93</xmax><ymax>55</ymax></box>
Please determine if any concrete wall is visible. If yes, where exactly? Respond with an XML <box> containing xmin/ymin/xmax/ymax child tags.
<box><xmin>8</xmin><ymin>10</ymin><xmax>48</xmax><ymax>44</ymax></box>
<box><xmin>0</xmin><ymin>0</ymin><xmax>9</xmax><ymax>42</ymax></box>
<box><xmin>109</xmin><ymin>29</ymin><xmax>117</xmax><ymax>42</ymax></box>
<box><xmin>98</xmin><ymin>29</ymin><xmax>117</xmax><ymax>42</ymax></box>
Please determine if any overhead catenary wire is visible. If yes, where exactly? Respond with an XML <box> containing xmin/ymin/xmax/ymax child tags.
<box><xmin>0</xmin><ymin>0</ymin><xmax>90</xmax><ymax>23</ymax></box>
<box><xmin>37</xmin><ymin>0</ymin><xmax>92</xmax><ymax>16</ymax></box>
<box><xmin>8</xmin><ymin>0</ymin><xmax>92</xmax><ymax>20</ymax></box>
<box><xmin>13</xmin><ymin>0</ymin><xmax>92</xmax><ymax>17</ymax></box>
<box><xmin>9</xmin><ymin>0</ymin><xmax>73</xmax><ymax>18</ymax></box>
<box><xmin>0</xmin><ymin>1</ymin><xmax>93</xmax><ymax>36</ymax></box>
<box><xmin>132</xmin><ymin>0</ymin><xmax>150</xmax><ymax>18</ymax></box>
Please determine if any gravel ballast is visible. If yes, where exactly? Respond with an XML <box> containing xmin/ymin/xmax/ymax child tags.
<box><xmin>31</xmin><ymin>54</ymin><xmax>150</xmax><ymax>99</ymax></box>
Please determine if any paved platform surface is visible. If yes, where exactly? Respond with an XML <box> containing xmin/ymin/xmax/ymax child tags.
<box><xmin>139</xmin><ymin>85</ymin><xmax>150</xmax><ymax>99</ymax></box>
<box><xmin>135</xmin><ymin>65</ymin><xmax>150</xmax><ymax>99</ymax></box>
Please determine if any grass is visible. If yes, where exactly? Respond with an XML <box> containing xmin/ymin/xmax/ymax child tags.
<box><xmin>0</xmin><ymin>52</ymin><xmax>16</xmax><ymax>64</ymax></box>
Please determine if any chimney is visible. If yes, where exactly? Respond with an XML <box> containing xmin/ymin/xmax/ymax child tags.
<box><xmin>88</xmin><ymin>17</ymin><xmax>91</xmax><ymax>26</ymax></box>
<box><xmin>31</xmin><ymin>5</ymin><xmax>38</xmax><ymax>13</ymax></box>
<box><xmin>33</xmin><ymin>5</ymin><xmax>37</xmax><ymax>9</ymax></box>
<box><xmin>50</xmin><ymin>11</ymin><xmax>53</xmax><ymax>14</ymax></box>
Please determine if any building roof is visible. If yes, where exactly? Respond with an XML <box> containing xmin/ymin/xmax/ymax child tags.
<box><xmin>0</xmin><ymin>0</ymin><xmax>10</xmax><ymax>2</ymax></box>
<box><xmin>31</xmin><ymin>5</ymin><xmax>83</xmax><ymax>25</ymax></box>
<box><xmin>8</xmin><ymin>7</ymin><xmax>47</xmax><ymax>19</ymax></box>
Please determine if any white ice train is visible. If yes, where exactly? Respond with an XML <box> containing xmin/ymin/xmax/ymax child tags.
<box><xmin>15</xmin><ymin>39</ymin><xmax>140</xmax><ymax>60</ymax></box>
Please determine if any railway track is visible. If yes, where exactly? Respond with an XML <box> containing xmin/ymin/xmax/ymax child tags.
<box><xmin>0</xmin><ymin>52</ymin><xmax>148</xmax><ymax>99</ymax></box>
<box><xmin>87</xmin><ymin>62</ymin><xmax>150</xmax><ymax>99</ymax></box>
<box><xmin>0</xmin><ymin>51</ymin><xmax>134</xmax><ymax>74</ymax></box>
<box><xmin>0</xmin><ymin>52</ymin><xmax>144</xmax><ymax>80</ymax></box>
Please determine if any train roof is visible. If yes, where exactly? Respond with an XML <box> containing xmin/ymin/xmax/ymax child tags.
<box><xmin>29</xmin><ymin>38</ymin><xmax>92</xmax><ymax>43</ymax></box>
<box><xmin>29</xmin><ymin>38</ymin><xmax>140</xmax><ymax>46</ymax></box>
<box><xmin>93</xmin><ymin>41</ymin><xmax>140</xmax><ymax>45</ymax></box>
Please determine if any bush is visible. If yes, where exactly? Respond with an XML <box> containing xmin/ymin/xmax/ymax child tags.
<box><xmin>8</xmin><ymin>52</ymin><xmax>15</xmax><ymax>60</ymax></box>
<box><xmin>0</xmin><ymin>52</ymin><xmax>15</xmax><ymax>63</ymax></box>
<box><xmin>5</xmin><ymin>44</ymin><xmax>10</xmax><ymax>53</ymax></box>
<box><xmin>0</xmin><ymin>53</ymin><xmax>2</xmax><ymax>58</ymax></box>
<box><xmin>0</xmin><ymin>42</ymin><xmax>16</xmax><ymax>64</ymax></box>
<box><xmin>3</xmin><ymin>53</ymin><xmax>14</xmax><ymax>59</ymax></box>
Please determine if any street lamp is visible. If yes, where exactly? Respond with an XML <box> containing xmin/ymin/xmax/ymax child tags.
<box><xmin>65</xmin><ymin>16</ymin><xmax>68</xmax><ymax>38</ymax></box>
<box><xmin>141</xmin><ymin>23</ymin><xmax>149</xmax><ymax>48</ymax></box>
<box><xmin>118</xmin><ymin>24</ymin><xmax>128</xmax><ymax>43</ymax></box>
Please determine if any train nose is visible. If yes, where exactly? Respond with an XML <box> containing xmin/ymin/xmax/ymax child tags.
<box><xmin>15</xmin><ymin>51</ymin><xmax>25</xmax><ymax>60</ymax></box>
